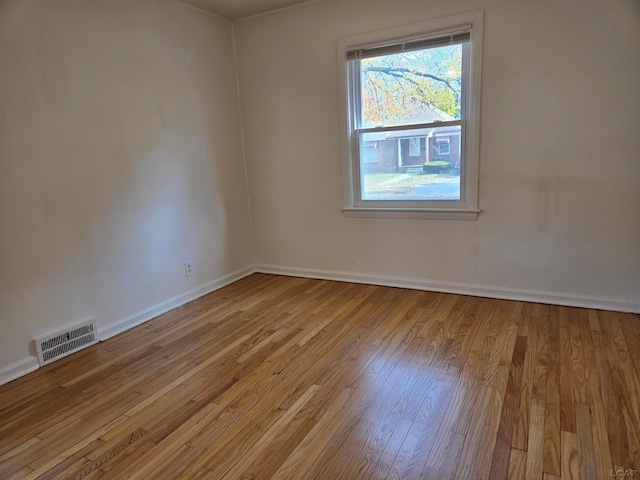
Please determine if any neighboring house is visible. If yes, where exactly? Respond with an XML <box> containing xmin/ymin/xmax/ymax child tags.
<box><xmin>362</xmin><ymin>105</ymin><xmax>461</xmax><ymax>174</ymax></box>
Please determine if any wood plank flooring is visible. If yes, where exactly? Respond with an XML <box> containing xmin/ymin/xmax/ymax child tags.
<box><xmin>0</xmin><ymin>274</ymin><xmax>639</xmax><ymax>479</ymax></box>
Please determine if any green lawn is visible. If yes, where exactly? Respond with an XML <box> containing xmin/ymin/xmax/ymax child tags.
<box><xmin>363</xmin><ymin>173</ymin><xmax>460</xmax><ymax>200</ymax></box>
<box><xmin>363</xmin><ymin>172</ymin><xmax>459</xmax><ymax>195</ymax></box>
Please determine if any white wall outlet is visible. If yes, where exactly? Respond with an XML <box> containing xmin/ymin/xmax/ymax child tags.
<box><xmin>184</xmin><ymin>261</ymin><xmax>194</xmax><ymax>277</ymax></box>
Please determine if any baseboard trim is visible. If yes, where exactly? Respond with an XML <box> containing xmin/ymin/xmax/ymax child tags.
<box><xmin>99</xmin><ymin>266</ymin><xmax>257</xmax><ymax>341</ymax></box>
<box><xmin>255</xmin><ymin>264</ymin><xmax>640</xmax><ymax>314</ymax></box>
<box><xmin>2</xmin><ymin>263</ymin><xmax>636</xmax><ymax>387</ymax></box>
<box><xmin>0</xmin><ymin>266</ymin><xmax>257</xmax><ymax>387</ymax></box>
<box><xmin>0</xmin><ymin>356</ymin><xmax>40</xmax><ymax>387</ymax></box>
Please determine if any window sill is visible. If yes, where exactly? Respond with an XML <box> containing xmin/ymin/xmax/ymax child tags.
<box><xmin>342</xmin><ymin>208</ymin><xmax>479</xmax><ymax>220</ymax></box>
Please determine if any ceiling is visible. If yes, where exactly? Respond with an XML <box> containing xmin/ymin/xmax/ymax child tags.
<box><xmin>177</xmin><ymin>0</ymin><xmax>316</xmax><ymax>20</ymax></box>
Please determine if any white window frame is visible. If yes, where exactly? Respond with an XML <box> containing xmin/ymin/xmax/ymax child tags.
<box><xmin>337</xmin><ymin>11</ymin><xmax>483</xmax><ymax>220</ymax></box>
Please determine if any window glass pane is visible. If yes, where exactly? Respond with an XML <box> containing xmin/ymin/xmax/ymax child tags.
<box><xmin>437</xmin><ymin>141</ymin><xmax>451</xmax><ymax>155</ymax></box>
<box><xmin>360</xmin><ymin>125</ymin><xmax>461</xmax><ymax>201</ymax></box>
<box><xmin>409</xmin><ymin>137</ymin><xmax>421</xmax><ymax>156</ymax></box>
<box><xmin>360</xmin><ymin>44</ymin><xmax>463</xmax><ymax>129</ymax></box>
<box><xmin>362</xmin><ymin>141</ymin><xmax>379</xmax><ymax>163</ymax></box>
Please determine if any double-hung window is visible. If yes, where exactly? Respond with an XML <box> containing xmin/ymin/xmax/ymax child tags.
<box><xmin>338</xmin><ymin>11</ymin><xmax>483</xmax><ymax>219</ymax></box>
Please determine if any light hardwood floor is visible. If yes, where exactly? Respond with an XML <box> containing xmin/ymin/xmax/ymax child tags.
<box><xmin>1</xmin><ymin>274</ymin><xmax>639</xmax><ymax>479</ymax></box>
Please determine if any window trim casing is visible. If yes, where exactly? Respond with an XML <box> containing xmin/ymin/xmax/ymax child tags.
<box><xmin>337</xmin><ymin>11</ymin><xmax>484</xmax><ymax>220</ymax></box>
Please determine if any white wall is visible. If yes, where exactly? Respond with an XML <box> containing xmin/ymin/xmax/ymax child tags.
<box><xmin>1</xmin><ymin>0</ymin><xmax>639</xmax><ymax>382</ymax></box>
<box><xmin>234</xmin><ymin>0</ymin><xmax>640</xmax><ymax>309</ymax></box>
<box><xmin>0</xmin><ymin>0</ymin><xmax>254</xmax><ymax>376</ymax></box>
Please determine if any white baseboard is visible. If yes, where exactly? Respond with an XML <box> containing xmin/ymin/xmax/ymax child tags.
<box><xmin>99</xmin><ymin>266</ymin><xmax>256</xmax><ymax>341</ymax></box>
<box><xmin>0</xmin><ymin>266</ymin><xmax>257</xmax><ymax>387</ymax></box>
<box><xmin>2</xmin><ymin>263</ymin><xmax>636</xmax><ymax>388</ymax></box>
<box><xmin>255</xmin><ymin>264</ymin><xmax>640</xmax><ymax>314</ymax></box>
<box><xmin>0</xmin><ymin>356</ymin><xmax>40</xmax><ymax>387</ymax></box>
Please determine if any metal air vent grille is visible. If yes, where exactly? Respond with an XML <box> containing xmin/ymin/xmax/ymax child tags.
<box><xmin>34</xmin><ymin>320</ymin><xmax>98</xmax><ymax>366</ymax></box>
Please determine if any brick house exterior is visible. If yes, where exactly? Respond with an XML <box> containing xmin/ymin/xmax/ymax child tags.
<box><xmin>362</xmin><ymin>128</ymin><xmax>461</xmax><ymax>174</ymax></box>
<box><xmin>361</xmin><ymin>105</ymin><xmax>461</xmax><ymax>174</ymax></box>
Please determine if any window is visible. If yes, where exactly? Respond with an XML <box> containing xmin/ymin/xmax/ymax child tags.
<box><xmin>338</xmin><ymin>11</ymin><xmax>483</xmax><ymax>220</ymax></box>
<box><xmin>362</xmin><ymin>141</ymin><xmax>379</xmax><ymax>163</ymax></box>
<box><xmin>437</xmin><ymin>141</ymin><xmax>451</xmax><ymax>156</ymax></box>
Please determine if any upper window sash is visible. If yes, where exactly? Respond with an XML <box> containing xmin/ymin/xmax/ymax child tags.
<box><xmin>346</xmin><ymin>27</ymin><xmax>472</xmax><ymax>60</ymax></box>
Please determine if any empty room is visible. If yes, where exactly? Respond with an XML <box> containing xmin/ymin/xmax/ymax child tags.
<box><xmin>0</xmin><ymin>0</ymin><xmax>639</xmax><ymax>478</ymax></box>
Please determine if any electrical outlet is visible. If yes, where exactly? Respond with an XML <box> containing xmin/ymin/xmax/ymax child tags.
<box><xmin>184</xmin><ymin>261</ymin><xmax>193</xmax><ymax>277</ymax></box>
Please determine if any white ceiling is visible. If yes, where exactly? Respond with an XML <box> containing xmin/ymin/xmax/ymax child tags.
<box><xmin>177</xmin><ymin>0</ymin><xmax>316</xmax><ymax>20</ymax></box>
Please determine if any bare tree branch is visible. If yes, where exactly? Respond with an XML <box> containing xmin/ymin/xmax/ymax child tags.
<box><xmin>363</xmin><ymin>66</ymin><xmax>459</xmax><ymax>102</ymax></box>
